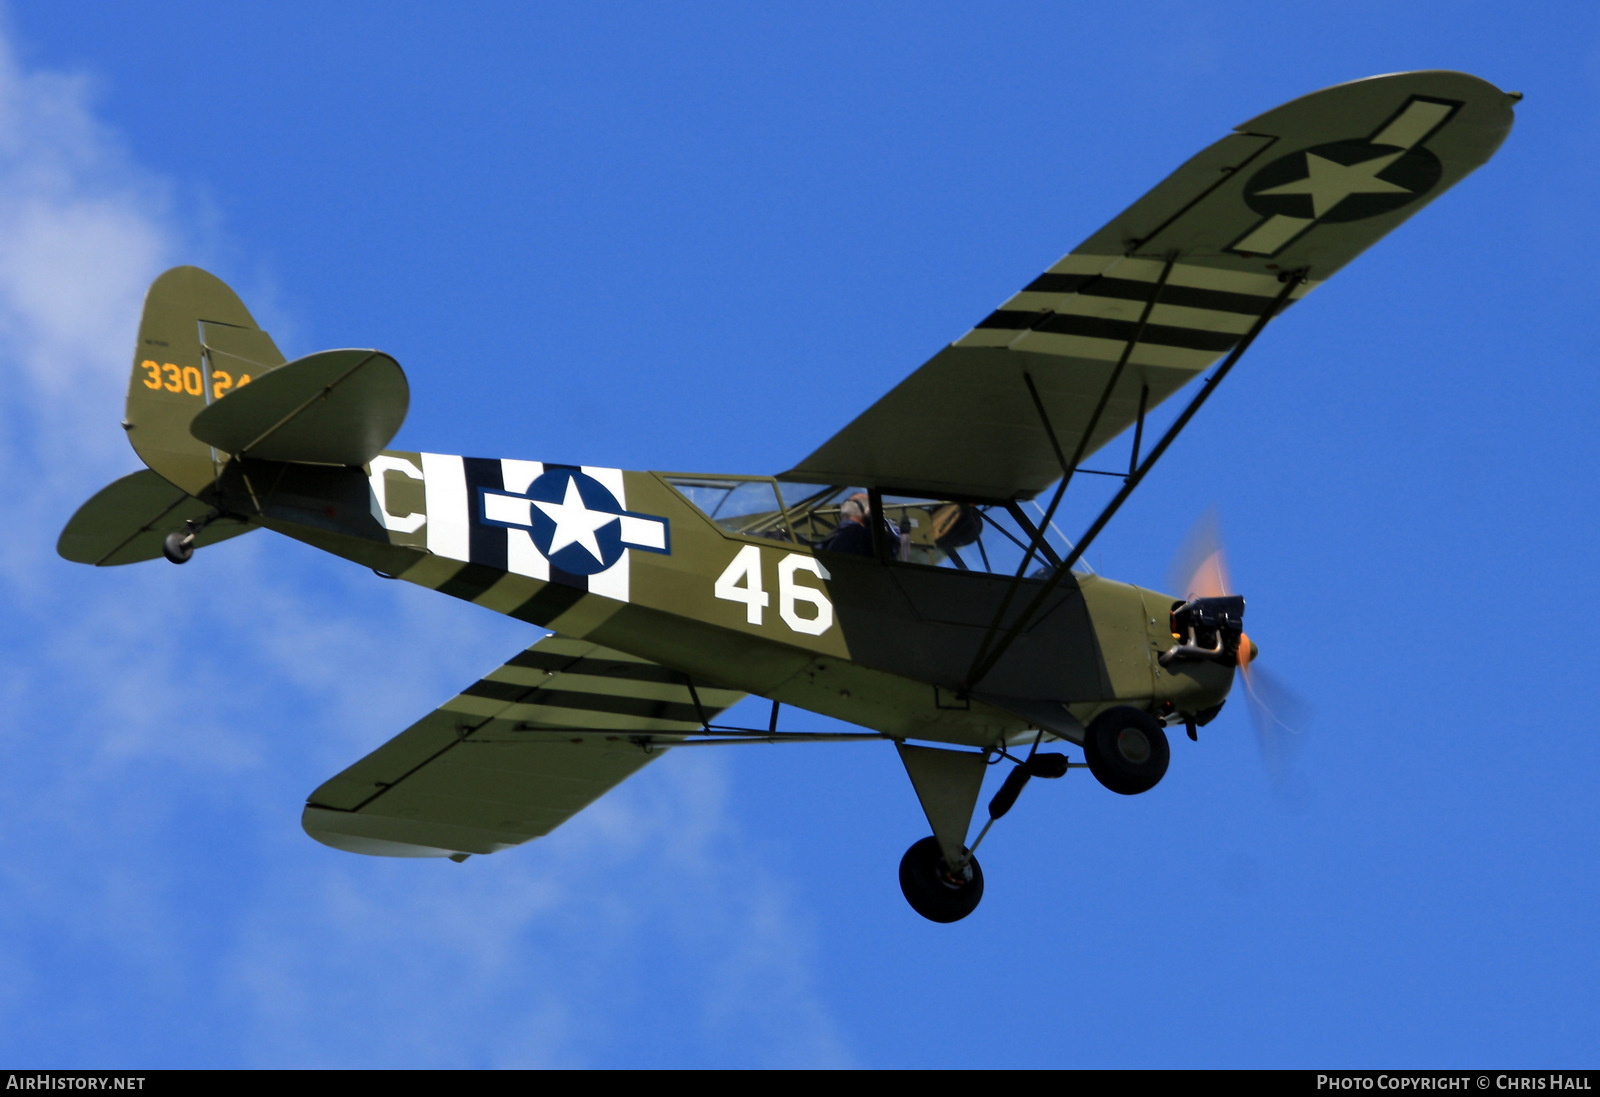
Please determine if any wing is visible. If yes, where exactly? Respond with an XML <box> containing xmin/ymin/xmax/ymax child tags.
<box><xmin>784</xmin><ymin>71</ymin><xmax>1516</xmax><ymax>500</ymax></box>
<box><xmin>302</xmin><ymin>634</ymin><xmax>745</xmax><ymax>858</ymax></box>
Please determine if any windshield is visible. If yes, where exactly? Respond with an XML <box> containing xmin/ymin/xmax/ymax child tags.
<box><xmin>662</xmin><ymin>475</ymin><xmax>793</xmax><ymax>541</ymax></box>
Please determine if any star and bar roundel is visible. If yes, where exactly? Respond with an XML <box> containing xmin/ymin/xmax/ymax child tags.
<box><xmin>480</xmin><ymin>466</ymin><xmax>670</xmax><ymax>576</ymax></box>
<box><xmin>1228</xmin><ymin>94</ymin><xmax>1462</xmax><ymax>257</ymax></box>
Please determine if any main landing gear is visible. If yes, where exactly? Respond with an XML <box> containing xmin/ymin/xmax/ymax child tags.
<box><xmin>894</xmin><ymin>741</ymin><xmax>1070</xmax><ymax>924</ymax></box>
<box><xmin>1081</xmin><ymin>706</ymin><xmax>1169</xmax><ymax>795</ymax></box>
<box><xmin>894</xmin><ymin>710</ymin><xmax>1170</xmax><ymax>923</ymax></box>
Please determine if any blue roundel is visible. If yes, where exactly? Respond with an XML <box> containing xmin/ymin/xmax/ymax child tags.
<box><xmin>523</xmin><ymin>470</ymin><xmax>627</xmax><ymax>575</ymax></box>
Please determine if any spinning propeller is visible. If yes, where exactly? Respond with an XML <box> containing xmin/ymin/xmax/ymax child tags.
<box><xmin>1167</xmin><ymin>511</ymin><xmax>1310</xmax><ymax>783</ymax></box>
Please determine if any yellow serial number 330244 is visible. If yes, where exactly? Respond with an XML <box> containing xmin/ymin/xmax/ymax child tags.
<box><xmin>141</xmin><ymin>360</ymin><xmax>252</xmax><ymax>401</ymax></box>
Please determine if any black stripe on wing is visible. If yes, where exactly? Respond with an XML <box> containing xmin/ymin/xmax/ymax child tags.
<box><xmin>974</xmin><ymin>310</ymin><xmax>1243</xmax><ymax>353</ymax></box>
<box><xmin>1022</xmin><ymin>273</ymin><xmax>1285</xmax><ymax>317</ymax></box>
<box><xmin>505</xmin><ymin>648</ymin><xmax>692</xmax><ymax>684</ymax></box>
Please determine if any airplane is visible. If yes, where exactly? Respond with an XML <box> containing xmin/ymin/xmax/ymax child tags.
<box><xmin>58</xmin><ymin>71</ymin><xmax>1516</xmax><ymax>922</ymax></box>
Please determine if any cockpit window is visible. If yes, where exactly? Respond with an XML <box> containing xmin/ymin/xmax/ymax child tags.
<box><xmin>670</xmin><ymin>474</ymin><xmax>1095</xmax><ymax>575</ymax></box>
<box><xmin>773</xmin><ymin>484</ymin><xmax>866</xmax><ymax>548</ymax></box>
<box><xmin>775</xmin><ymin>480</ymin><xmax>1093</xmax><ymax>575</ymax></box>
<box><xmin>662</xmin><ymin>476</ymin><xmax>792</xmax><ymax>541</ymax></box>
<box><xmin>879</xmin><ymin>495</ymin><xmax>1094</xmax><ymax>576</ymax></box>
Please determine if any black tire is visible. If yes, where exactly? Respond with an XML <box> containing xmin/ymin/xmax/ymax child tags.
<box><xmin>898</xmin><ymin>836</ymin><xmax>984</xmax><ymax>923</ymax></box>
<box><xmin>161</xmin><ymin>531</ymin><xmax>194</xmax><ymax>564</ymax></box>
<box><xmin>1082</xmin><ymin>706</ymin><xmax>1170</xmax><ymax>795</ymax></box>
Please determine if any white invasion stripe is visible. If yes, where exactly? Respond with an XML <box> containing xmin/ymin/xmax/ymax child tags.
<box><xmin>506</xmin><ymin>529</ymin><xmax>549</xmax><ymax>581</ymax></box>
<box><xmin>1001</xmin><ymin>293</ymin><xmax>1259</xmax><ymax>335</ymax></box>
<box><xmin>618</xmin><ymin>515</ymin><xmax>667</xmax><ymax>550</ymax></box>
<box><xmin>549</xmin><ymin>640</ymin><xmax>653</xmax><ymax>662</ymax></box>
<box><xmin>421</xmin><ymin>452</ymin><xmax>470</xmax><ymax>562</ymax></box>
<box><xmin>1008</xmin><ymin>330</ymin><xmax>1216</xmax><ymax>369</ymax></box>
<box><xmin>1003</xmin><ymin>257</ymin><xmax>1320</xmax><ymax>305</ymax></box>
<box><xmin>482</xmin><ymin>492</ymin><xmax>532</xmax><ymax>525</ymax></box>
<box><xmin>1037</xmin><ymin>253</ymin><xmax>1310</xmax><ymax>298</ymax></box>
<box><xmin>499</xmin><ymin>459</ymin><xmax>549</xmax><ymax>580</ymax></box>
<box><xmin>443</xmin><ymin>696</ymin><xmax>699</xmax><ymax>730</ymax></box>
<box><xmin>586</xmin><ymin>554</ymin><xmax>629</xmax><ymax>602</ymax></box>
<box><xmin>483</xmin><ymin>665</ymin><xmax>556</xmax><ymax>687</ymax></box>
<box><xmin>1043</xmin><ymin>252</ymin><xmax>1124</xmax><ymax>276</ymax></box>
<box><xmin>1110</xmin><ymin>256</ymin><xmax>1321</xmax><ymax>297</ymax></box>
<box><xmin>482</xmin><ymin>671</ymin><xmax>712</xmax><ymax>704</ymax></box>
<box><xmin>1145</xmin><ymin>302</ymin><xmax>1257</xmax><ymax>334</ymax></box>
<box><xmin>501</xmin><ymin>458</ymin><xmax>544</xmax><ymax>494</ymax></box>
<box><xmin>1231</xmin><ymin>214</ymin><xmax>1314</xmax><ymax>256</ymax></box>
<box><xmin>953</xmin><ymin>327</ymin><xmax>1039</xmax><ymax>350</ymax></box>
<box><xmin>581</xmin><ymin>465</ymin><xmax>630</xmax><ymax>603</ymax></box>
<box><xmin>533</xmin><ymin>636</ymin><xmax>595</xmax><ymax>657</ymax></box>
<box><xmin>1372</xmin><ymin>100</ymin><xmax>1454</xmax><ymax>150</ymax></box>
<box><xmin>954</xmin><ymin>327</ymin><xmax>1218</xmax><ymax>370</ymax></box>
<box><xmin>1169</xmin><ymin>261</ymin><xmax>1318</xmax><ymax>297</ymax></box>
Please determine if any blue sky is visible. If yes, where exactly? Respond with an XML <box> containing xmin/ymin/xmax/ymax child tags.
<box><xmin>0</xmin><ymin>1</ymin><xmax>1596</xmax><ymax>1068</ymax></box>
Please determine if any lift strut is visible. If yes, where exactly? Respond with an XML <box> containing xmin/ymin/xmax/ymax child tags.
<box><xmin>965</xmin><ymin>255</ymin><xmax>1178</xmax><ymax>681</ymax></box>
<box><xmin>964</xmin><ymin>269</ymin><xmax>1306</xmax><ymax>689</ymax></box>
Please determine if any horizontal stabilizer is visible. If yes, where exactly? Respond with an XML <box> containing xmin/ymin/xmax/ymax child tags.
<box><xmin>189</xmin><ymin>348</ymin><xmax>407</xmax><ymax>466</ymax></box>
<box><xmin>57</xmin><ymin>470</ymin><xmax>254</xmax><ymax>565</ymax></box>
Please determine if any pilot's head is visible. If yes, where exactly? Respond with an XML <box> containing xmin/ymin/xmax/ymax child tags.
<box><xmin>841</xmin><ymin>493</ymin><xmax>870</xmax><ymax>524</ymax></box>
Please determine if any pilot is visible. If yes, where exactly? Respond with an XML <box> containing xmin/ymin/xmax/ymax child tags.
<box><xmin>820</xmin><ymin>492</ymin><xmax>878</xmax><ymax>557</ymax></box>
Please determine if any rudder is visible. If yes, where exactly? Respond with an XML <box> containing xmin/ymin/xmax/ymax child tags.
<box><xmin>126</xmin><ymin>266</ymin><xmax>286</xmax><ymax>494</ymax></box>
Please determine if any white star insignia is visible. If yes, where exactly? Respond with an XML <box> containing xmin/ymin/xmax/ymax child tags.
<box><xmin>533</xmin><ymin>475</ymin><xmax>618</xmax><ymax>563</ymax></box>
<box><xmin>1256</xmin><ymin>150</ymin><xmax>1412</xmax><ymax>219</ymax></box>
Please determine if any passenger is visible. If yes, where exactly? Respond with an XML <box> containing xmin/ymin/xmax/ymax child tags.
<box><xmin>820</xmin><ymin>492</ymin><xmax>877</xmax><ymax>557</ymax></box>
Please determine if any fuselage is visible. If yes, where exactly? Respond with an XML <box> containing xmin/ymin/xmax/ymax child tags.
<box><xmin>206</xmin><ymin>449</ymin><xmax>1234</xmax><ymax>748</ymax></box>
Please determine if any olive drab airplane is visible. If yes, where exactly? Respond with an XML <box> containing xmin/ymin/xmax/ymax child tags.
<box><xmin>59</xmin><ymin>71</ymin><xmax>1516</xmax><ymax>922</ymax></box>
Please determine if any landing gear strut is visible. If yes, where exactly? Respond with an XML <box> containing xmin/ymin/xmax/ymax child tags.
<box><xmin>894</xmin><ymin>740</ymin><xmax>1072</xmax><ymax>923</ymax></box>
<box><xmin>898</xmin><ymin>836</ymin><xmax>984</xmax><ymax>923</ymax></box>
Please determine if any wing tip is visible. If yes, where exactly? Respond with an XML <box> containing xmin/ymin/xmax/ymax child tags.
<box><xmin>302</xmin><ymin>804</ymin><xmax>514</xmax><ymax>859</ymax></box>
<box><xmin>1236</xmin><ymin>69</ymin><xmax>1517</xmax><ymax>137</ymax></box>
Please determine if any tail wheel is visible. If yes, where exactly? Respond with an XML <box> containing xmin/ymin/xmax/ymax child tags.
<box><xmin>898</xmin><ymin>836</ymin><xmax>983</xmax><ymax>923</ymax></box>
<box><xmin>1083</xmin><ymin>707</ymin><xmax>1170</xmax><ymax>795</ymax></box>
<box><xmin>162</xmin><ymin>530</ymin><xmax>194</xmax><ymax>564</ymax></box>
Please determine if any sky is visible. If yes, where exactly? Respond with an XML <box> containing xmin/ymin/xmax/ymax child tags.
<box><xmin>0</xmin><ymin>0</ymin><xmax>1596</xmax><ymax>1069</ymax></box>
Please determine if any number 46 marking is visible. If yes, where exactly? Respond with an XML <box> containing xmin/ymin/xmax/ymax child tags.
<box><xmin>714</xmin><ymin>546</ymin><xmax>834</xmax><ymax>636</ymax></box>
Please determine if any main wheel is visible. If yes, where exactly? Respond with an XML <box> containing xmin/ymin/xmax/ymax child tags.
<box><xmin>162</xmin><ymin>531</ymin><xmax>194</xmax><ymax>564</ymax></box>
<box><xmin>898</xmin><ymin>836</ymin><xmax>984</xmax><ymax>923</ymax></box>
<box><xmin>1083</xmin><ymin>706</ymin><xmax>1170</xmax><ymax>795</ymax></box>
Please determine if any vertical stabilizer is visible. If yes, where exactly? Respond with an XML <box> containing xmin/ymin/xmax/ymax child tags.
<box><xmin>126</xmin><ymin>266</ymin><xmax>286</xmax><ymax>495</ymax></box>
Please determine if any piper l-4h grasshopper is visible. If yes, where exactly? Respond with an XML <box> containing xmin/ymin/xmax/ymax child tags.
<box><xmin>59</xmin><ymin>72</ymin><xmax>1515</xmax><ymax>921</ymax></box>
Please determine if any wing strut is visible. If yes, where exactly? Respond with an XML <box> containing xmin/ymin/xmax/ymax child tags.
<box><xmin>1128</xmin><ymin>382</ymin><xmax>1149</xmax><ymax>476</ymax></box>
<box><xmin>963</xmin><ymin>269</ymin><xmax>1306</xmax><ymax>690</ymax></box>
<box><xmin>966</xmin><ymin>255</ymin><xmax>1177</xmax><ymax>680</ymax></box>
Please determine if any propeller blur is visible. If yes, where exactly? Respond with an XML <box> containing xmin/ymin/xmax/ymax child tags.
<box><xmin>1169</xmin><ymin>510</ymin><xmax>1313</xmax><ymax>784</ymax></box>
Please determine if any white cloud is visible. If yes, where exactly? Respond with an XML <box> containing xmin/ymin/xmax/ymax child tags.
<box><xmin>0</xmin><ymin>14</ymin><xmax>848</xmax><ymax>1067</ymax></box>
